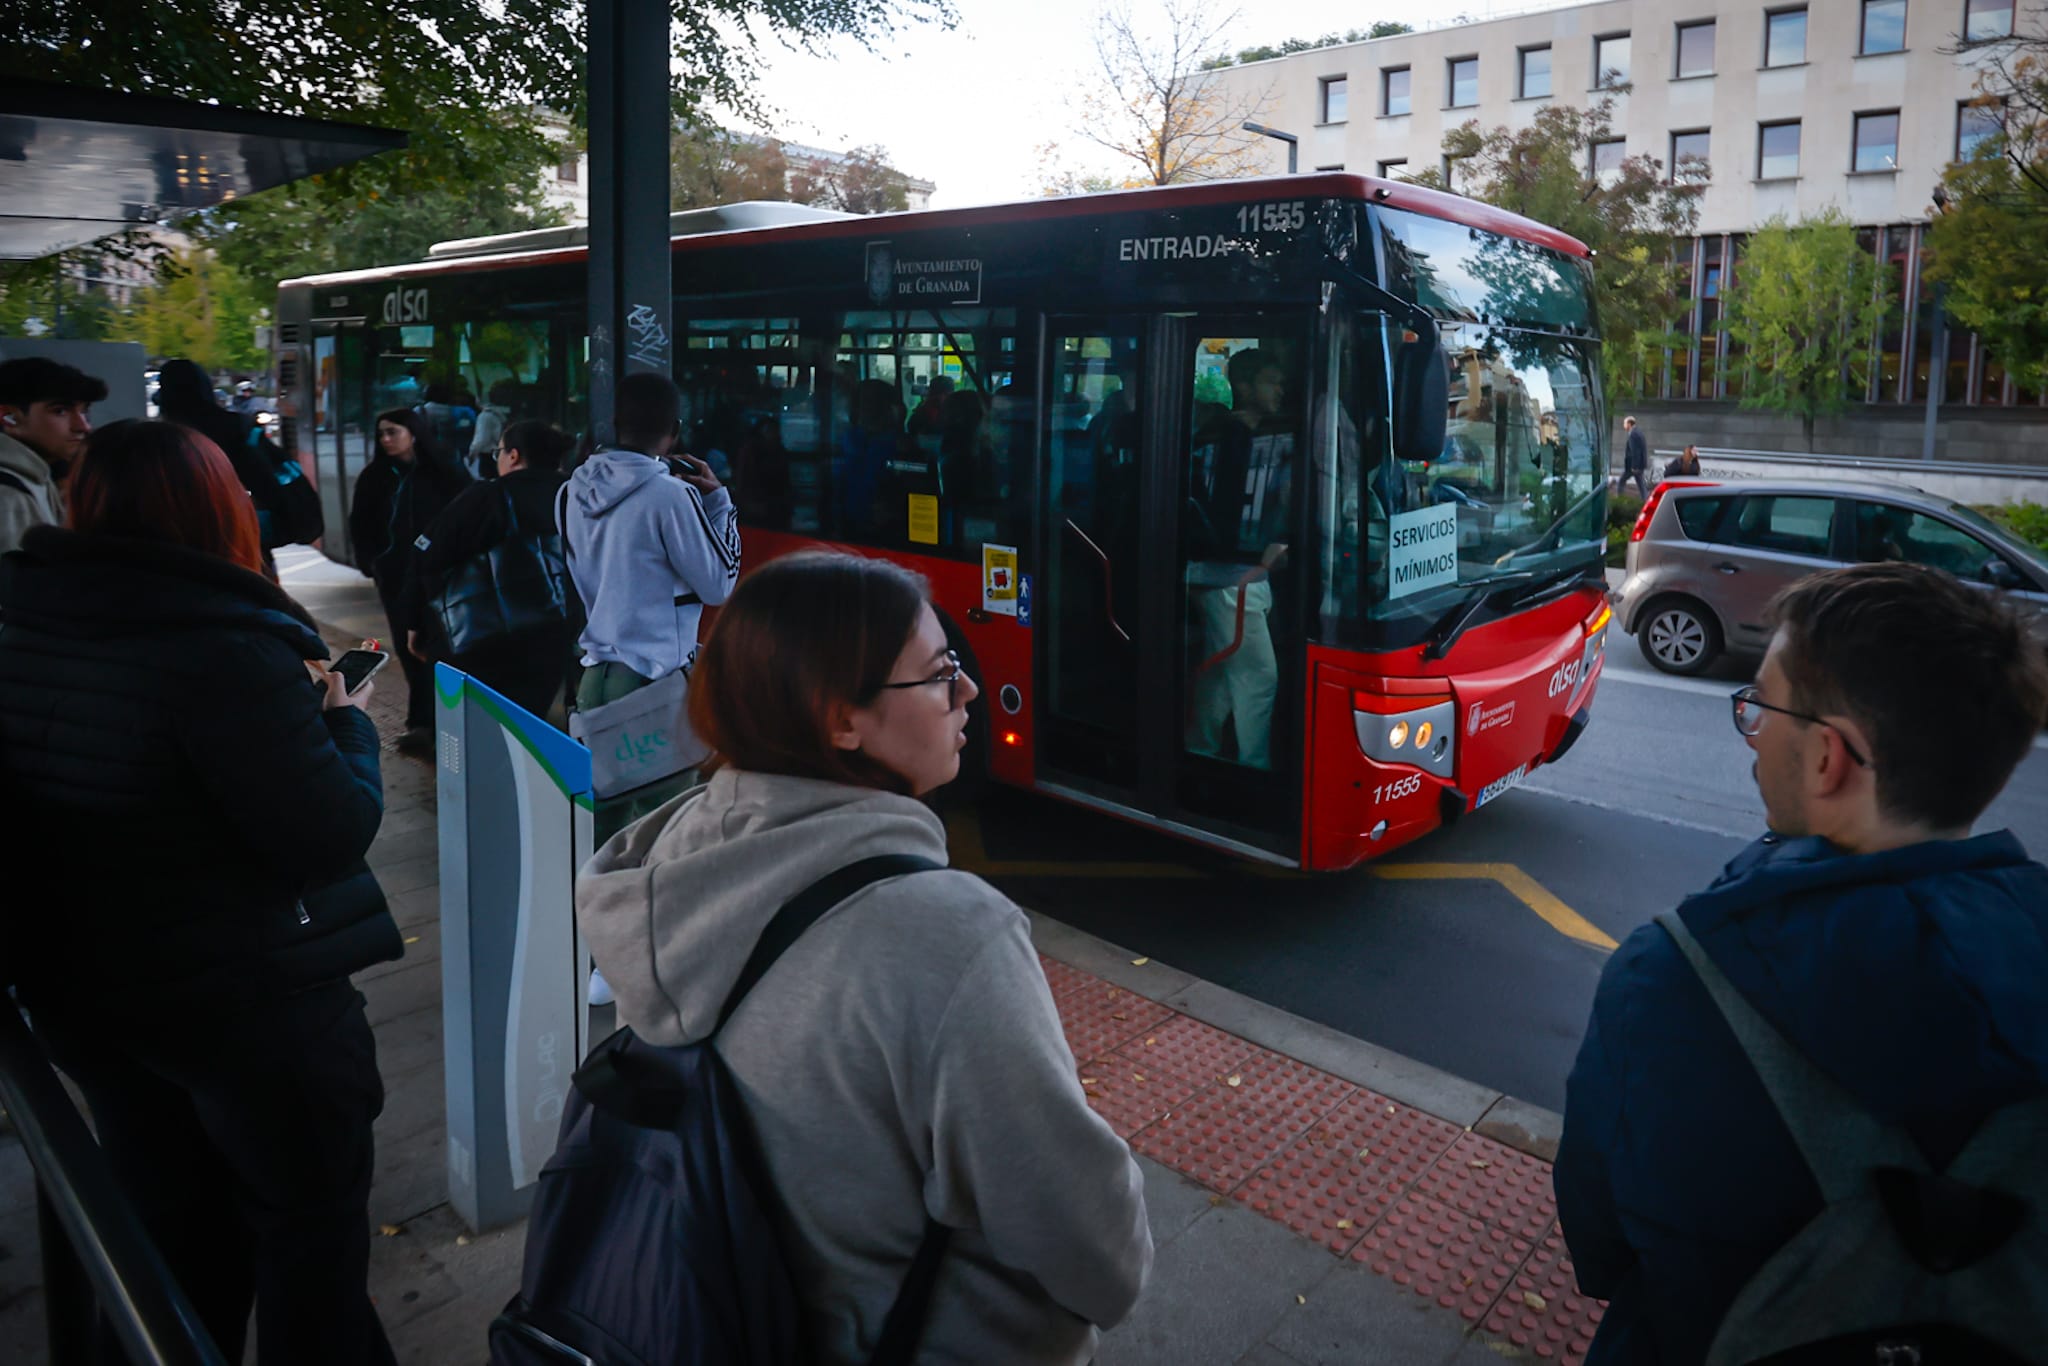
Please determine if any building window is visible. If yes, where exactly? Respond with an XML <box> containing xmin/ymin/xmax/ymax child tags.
<box><xmin>1861</xmin><ymin>0</ymin><xmax>1907</xmax><ymax>54</ymax></box>
<box><xmin>1853</xmin><ymin>111</ymin><xmax>1901</xmax><ymax>171</ymax></box>
<box><xmin>1448</xmin><ymin>56</ymin><xmax>1479</xmax><ymax>108</ymax></box>
<box><xmin>1382</xmin><ymin>66</ymin><xmax>1412</xmax><ymax>116</ymax></box>
<box><xmin>556</xmin><ymin>156</ymin><xmax>579</xmax><ymax>184</ymax></box>
<box><xmin>1765</xmin><ymin>9</ymin><xmax>1808</xmax><ymax>66</ymax></box>
<box><xmin>1320</xmin><ymin>76</ymin><xmax>1349</xmax><ymax>123</ymax></box>
<box><xmin>1957</xmin><ymin>99</ymin><xmax>2003</xmax><ymax>160</ymax></box>
<box><xmin>1519</xmin><ymin>45</ymin><xmax>1552</xmax><ymax>99</ymax></box>
<box><xmin>1378</xmin><ymin>158</ymin><xmax>1409</xmax><ymax>179</ymax></box>
<box><xmin>1671</xmin><ymin>129</ymin><xmax>1711</xmax><ymax>182</ymax></box>
<box><xmin>1442</xmin><ymin>154</ymin><xmax>1471</xmax><ymax>192</ymax></box>
<box><xmin>1759</xmin><ymin>120</ymin><xmax>1802</xmax><ymax>178</ymax></box>
<box><xmin>1591</xmin><ymin>138</ymin><xmax>1627</xmax><ymax>182</ymax></box>
<box><xmin>1676</xmin><ymin>20</ymin><xmax>1716</xmax><ymax>77</ymax></box>
<box><xmin>1965</xmin><ymin>0</ymin><xmax>2014</xmax><ymax>40</ymax></box>
<box><xmin>1594</xmin><ymin>33</ymin><xmax>1631</xmax><ymax>88</ymax></box>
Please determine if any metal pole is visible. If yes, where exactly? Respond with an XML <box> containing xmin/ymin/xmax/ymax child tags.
<box><xmin>586</xmin><ymin>0</ymin><xmax>673</xmax><ymax>449</ymax></box>
<box><xmin>1241</xmin><ymin>122</ymin><xmax>1299</xmax><ymax>175</ymax></box>
<box><xmin>1920</xmin><ymin>279</ymin><xmax>1946</xmax><ymax>461</ymax></box>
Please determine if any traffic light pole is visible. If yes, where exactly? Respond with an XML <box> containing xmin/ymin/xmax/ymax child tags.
<box><xmin>586</xmin><ymin>0</ymin><xmax>672</xmax><ymax>448</ymax></box>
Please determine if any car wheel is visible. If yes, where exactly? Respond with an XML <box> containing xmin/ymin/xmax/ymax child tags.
<box><xmin>1638</xmin><ymin>597</ymin><xmax>1722</xmax><ymax>675</ymax></box>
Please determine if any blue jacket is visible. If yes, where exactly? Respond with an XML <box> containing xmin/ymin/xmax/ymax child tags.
<box><xmin>560</xmin><ymin>448</ymin><xmax>740</xmax><ymax>681</ymax></box>
<box><xmin>1555</xmin><ymin>829</ymin><xmax>2048</xmax><ymax>1364</ymax></box>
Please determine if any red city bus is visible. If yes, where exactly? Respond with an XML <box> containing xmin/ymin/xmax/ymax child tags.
<box><xmin>276</xmin><ymin>174</ymin><xmax>1611</xmax><ymax>870</ymax></box>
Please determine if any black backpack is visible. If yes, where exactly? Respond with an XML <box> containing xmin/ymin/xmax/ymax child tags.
<box><xmin>247</xmin><ymin>424</ymin><xmax>326</xmax><ymax>548</ymax></box>
<box><xmin>490</xmin><ymin>855</ymin><xmax>950</xmax><ymax>1366</ymax></box>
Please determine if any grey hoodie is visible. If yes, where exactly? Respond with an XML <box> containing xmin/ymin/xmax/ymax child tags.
<box><xmin>559</xmin><ymin>447</ymin><xmax>741</xmax><ymax>681</ymax></box>
<box><xmin>0</xmin><ymin>431</ymin><xmax>64</xmax><ymax>556</ymax></box>
<box><xmin>577</xmin><ymin>770</ymin><xmax>1153</xmax><ymax>1364</ymax></box>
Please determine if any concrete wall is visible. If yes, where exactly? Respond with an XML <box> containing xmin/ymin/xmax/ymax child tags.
<box><xmin>1612</xmin><ymin>400</ymin><xmax>2048</xmax><ymax>470</ymax></box>
<box><xmin>0</xmin><ymin>338</ymin><xmax>147</xmax><ymax>422</ymax></box>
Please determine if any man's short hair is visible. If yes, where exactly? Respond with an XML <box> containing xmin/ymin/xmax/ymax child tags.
<box><xmin>1622</xmin><ymin>415</ymin><xmax>1636</xmax><ymax>427</ymax></box>
<box><xmin>1768</xmin><ymin>561</ymin><xmax>2048</xmax><ymax>830</ymax></box>
<box><xmin>613</xmin><ymin>372</ymin><xmax>680</xmax><ymax>451</ymax></box>
<box><xmin>0</xmin><ymin>357</ymin><xmax>109</xmax><ymax>410</ymax></box>
<box><xmin>1226</xmin><ymin>347</ymin><xmax>1275</xmax><ymax>394</ymax></box>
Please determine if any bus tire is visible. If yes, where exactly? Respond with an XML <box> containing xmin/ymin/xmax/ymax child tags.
<box><xmin>1638</xmin><ymin>595</ymin><xmax>1723</xmax><ymax>676</ymax></box>
<box><xmin>933</xmin><ymin>613</ymin><xmax>989</xmax><ymax>805</ymax></box>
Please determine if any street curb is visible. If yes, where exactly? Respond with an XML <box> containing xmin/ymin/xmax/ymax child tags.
<box><xmin>1025</xmin><ymin>910</ymin><xmax>1565</xmax><ymax>1164</ymax></box>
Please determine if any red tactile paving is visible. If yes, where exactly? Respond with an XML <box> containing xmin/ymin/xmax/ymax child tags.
<box><xmin>1130</xmin><ymin>1049</ymin><xmax>1358</xmax><ymax>1194</ymax></box>
<box><xmin>1076</xmin><ymin>1057</ymin><xmax>1206</xmax><ymax>1140</ymax></box>
<box><xmin>1056</xmin><ymin>982</ymin><xmax>1177</xmax><ymax>1063</ymax></box>
<box><xmin>1353</xmin><ymin>1192</ymin><xmax>1537</xmax><ymax>1324</ymax></box>
<box><xmin>1482</xmin><ymin>1228</ymin><xmax>1602</xmax><ymax>1364</ymax></box>
<box><xmin>1413</xmin><ymin>1131</ymin><xmax>1560</xmax><ymax>1246</ymax></box>
<box><xmin>1232</xmin><ymin>1089</ymin><xmax>1466</xmax><ymax>1254</ymax></box>
<box><xmin>1037</xmin><ymin>953</ymin><xmax>1097</xmax><ymax>1002</ymax></box>
<box><xmin>1112</xmin><ymin>1013</ymin><xmax>1260</xmax><ymax>1089</ymax></box>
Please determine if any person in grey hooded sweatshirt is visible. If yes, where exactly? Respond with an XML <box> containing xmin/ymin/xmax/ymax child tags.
<box><xmin>576</xmin><ymin>550</ymin><xmax>1152</xmax><ymax>1365</ymax></box>
<box><xmin>560</xmin><ymin>371</ymin><xmax>741</xmax><ymax>840</ymax></box>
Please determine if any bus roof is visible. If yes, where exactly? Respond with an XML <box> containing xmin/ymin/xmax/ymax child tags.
<box><xmin>278</xmin><ymin>173</ymin><xmax>1591</xmax><ymax>290</ymax></box>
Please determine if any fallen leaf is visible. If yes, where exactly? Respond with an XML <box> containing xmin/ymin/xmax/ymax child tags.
<box><xmin>1335</xmin><ymin>1219</ymin><xmax>1352</xmax><ymax>1230</ymax></box>
<box><xmin>1131</xmin><ymin>957</ymin><xmax>1150</xmax><ymax>966</ymax></box>
<box><xmin>1081</xmin><ymin>1077</ymin><xmax>1099</xmax><ymax>1086</ymax></box>
<box><xmin>1468</xmin><ymin>1159</ymin><xmax>1491</xmax><ymax>1170</ymax></box>
<box><xmin>1357</xmin><ymin>1147</ymin><xmax>1372</xmax><ymax>1160</ymax></box>
<box><xmin>455</xmin><ymin>1234</ymin><xmax>471</xmax><ymax>1247</ymax></box>
<box><xmin>1225</xmin><ymin>1074</ymin><xmax>1243</xmax><ymax>1088</ymax></box>
<box><xmin>1132</xmin><ymin>1071</ymin><xmax>1147</xmax><ymax>1081</ymax></box>
<box><xmin>1522</xmin><ymin>1291</ymin><xmax>1548</xmax><ymax>1312</ymax></box>
<box><xmin>379</xmin><ymin>1224</ymin><xmax>404</xmax><ymax>1237</ymax></box>
<box><xmin>1461</xmin><ymin>1272</ymin><xmax>1474</xmax><ymax>1285</ymax></box>
<box><xmin>1111</xmin><ymin>1012</ymin><xmax>1128</xmax><ymax>1020</ymax></box>
<box><xmin>403</xmin><ymin>935</ymin><xmax>421</xmax><ymax>945</ymax></box>
<box><xmin>1208</xmin><ymin>1194</ymin><xmax>1225</xmax><ymax>1206</ymax></box>
<box><xmin>1386</xmin><ymin>1105</ymin><xmax>1397</xmax><ymax>1116</ymax></box>
<box><xmin>1144</xmin><ymin>1037</ymin><xmax>1157</xmax><ymax>1046</ymax></box>
<box><xmin>1295</xmin><ymin>1294</ymin><xmax>1306</xmax><ymax>1305</ymax></box>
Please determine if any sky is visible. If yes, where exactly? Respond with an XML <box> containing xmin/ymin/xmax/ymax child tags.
<box><xmin>735</xmin><ymin>0</ymin><xmax>1585</xmax><ymax>209</ymax></box>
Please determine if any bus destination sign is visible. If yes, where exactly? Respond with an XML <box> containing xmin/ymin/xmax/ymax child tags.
<box><xmin>1111</xmin><ymin>199</ymin><xmax>1309</xmax><ymax>270</ymax></box>
<box><xmin>865</xmin><ymin>243</ymin><xmax>983</xmax><ymax>307</ymax></box>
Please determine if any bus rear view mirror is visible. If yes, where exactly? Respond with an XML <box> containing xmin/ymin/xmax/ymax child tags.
<box><xmin>1392</xmin><ymin>326</ymin><xmax>1449</xmax><ymax>463</ymax></box>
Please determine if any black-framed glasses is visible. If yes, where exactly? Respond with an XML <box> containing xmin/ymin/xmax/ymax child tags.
<box><xmin>1730</xmin><ymin>685</ymin><xmax>1871</xmax><ymax>768</ymax></box>
<box><xmin>879</xmin><ymin>649</ymin><xmax>965</xmax><ymax>708</ymax></box>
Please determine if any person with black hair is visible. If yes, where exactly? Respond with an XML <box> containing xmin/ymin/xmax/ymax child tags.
<box><xmin>347</xmin><ymin>408</ymin><xmax>473</xmax><ymax>754</ymax></box>
<box><xmin>0</xmin><ymin>355</ymin><xmax>107</xmax><ymax>553</ymax></box>
<box><xmin>156</xmin><ymin>359</ymin><xmax>283</xmax><ymax>556</ymax></box>
<box><xmin>404</xmin><ymin>420</ymin><xmax>580</xmax><ymax>720</ymax></box>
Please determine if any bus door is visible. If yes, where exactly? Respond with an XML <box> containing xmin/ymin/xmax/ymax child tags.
<box><xmin>1035</xmin><ymin>314</ymin><xmax>1307</xmax><ymax>863</ymax></box>
<box><xmin>309</xmin><ymin>320</ymin><xmax>372</xmax><ymax>564</ymax></box>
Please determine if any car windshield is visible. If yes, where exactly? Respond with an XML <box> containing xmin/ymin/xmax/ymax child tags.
<box><xmin>1947</xmin><ymin>502</ymin><xmax>2048</xmax><ymax>578</ymax></box>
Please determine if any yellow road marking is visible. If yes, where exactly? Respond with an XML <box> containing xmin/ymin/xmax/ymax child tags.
<box><xmin>1371</xmin><ymin>863</ymin><xmax>1619</xmax><ymax>951</ymax></box>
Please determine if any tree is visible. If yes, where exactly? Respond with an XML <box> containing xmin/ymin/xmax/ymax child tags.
<box><xmin>1201</xmin><ymin>21</ymin><xmax>1414</xmax><ymax>70</ymax></box>
<box><xmin>18</xmin><ymin>1</ymin><xmax>953</xmax><ymax>280</ymax></box>
<box><xmin>671</xmin><ymin>125</ymin><xmax>795</xmax><ymax>210</ymax></box>
<box><xmin>792</xmin><ymin>145</ymin><xmax>912</xmax><ymax>214</ymax></box>
<box><xmin>1721</xmin><ymin>212</ymin><xmax>1893</xmax><ymax>451</ymax></box>
<box><xmin>114</xmin><ymin>248</ymin><xmax>272</xmax><ymax>373</ymax></box>
<box><xmin>1924</xmin><ymin>33</ymin><xmax>2048</xmax><ymax>391</ymax></box>
<box><xmin>1405</xmin><ymin>97</ymin><xmax>1702</xmax><ymax>397</ymax></box>
<box><xmin>1051</xmin><ymin>0</ymin><xmax>1275</xmax><ymax>189</ymax></box>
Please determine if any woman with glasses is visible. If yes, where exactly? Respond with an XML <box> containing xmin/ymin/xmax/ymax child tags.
<box><xmin>402</xmin><ymin>420</ymin><xmax>579</xmax><ymax>722</ymax></box>
<box><xmin>576</xmin><ymin>550</ymin><xmax>1152</xmax><ymax>1364</ymax></box>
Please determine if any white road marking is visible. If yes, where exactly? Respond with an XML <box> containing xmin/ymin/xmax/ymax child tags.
<box><xmin>1595</xmin><ymin>668</ymin><xmax>2048</xmax><ymax>749</ymax></box>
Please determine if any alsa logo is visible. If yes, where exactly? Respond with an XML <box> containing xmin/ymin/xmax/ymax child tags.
<box><xmin>382</xmin><ymin>287</ymin><xmax>429</xmax><ymax>324</ymax></box>
<box><xmin>1547</xmin><ymin>660</ymin><xmax>1583</xmax><ymax>698</ymax></box>
<box><xmin>1467</xmin><ymin>700</ymin><xmax>1516</xmax><ymax>736</ymax></box>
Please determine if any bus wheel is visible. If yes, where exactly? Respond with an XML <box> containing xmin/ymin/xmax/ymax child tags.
<box><xmin>933</xmin><ymin>615</ymin><xmax>989</xmax><ymax>805</ymax></box>
<box><xmin>1639</xmin><ymin>596</ymin><xmax>1722</xmax><ymax>675</ymax></box>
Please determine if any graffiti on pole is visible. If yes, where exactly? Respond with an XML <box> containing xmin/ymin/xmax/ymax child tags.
<box><xmin>626</xmin><ymin>303</ymin><xmax>671</xmax><ymax>370</ymax></box>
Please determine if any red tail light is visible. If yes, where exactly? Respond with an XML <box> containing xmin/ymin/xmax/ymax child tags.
<box><xmin>1632</xmin><ymin>480</ymin><xmax>1718</xmax><ymax>543</ymax></box>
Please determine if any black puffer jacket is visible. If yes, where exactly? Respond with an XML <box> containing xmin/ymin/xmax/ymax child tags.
<box><xmin>348</xmin><ymin>449</ymin><xmax>472</xmax><ymax>586</ymax></box>
<box><xmin>0</xmin><ymin>527</ymin><xmax>401</xmax><ymax>1003</ymax></box>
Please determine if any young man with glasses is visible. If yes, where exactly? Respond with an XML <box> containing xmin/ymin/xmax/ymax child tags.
<box><xmin>1555</xmin><ymin>561</ymin><xmax>2048</xmax><ymax>1362</ymax></box>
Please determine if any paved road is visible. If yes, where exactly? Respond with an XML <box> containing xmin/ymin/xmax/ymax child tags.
<box><xmin>966</xmin><ymin>626</ymin><xmax>2048</xmax><ymax>1115</ymax></box>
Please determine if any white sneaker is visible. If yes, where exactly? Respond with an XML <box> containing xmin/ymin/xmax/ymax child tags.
<box><xmin>588</xmin><ymin>967</ymin><xmax>615</xmax><ymax>1008</ymax></box>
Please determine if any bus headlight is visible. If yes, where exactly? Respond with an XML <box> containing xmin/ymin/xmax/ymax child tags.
<box><xmin>1354</xmin><ymin>695</ymin><xmax>1456</xmax><ymax>780</ymax></box>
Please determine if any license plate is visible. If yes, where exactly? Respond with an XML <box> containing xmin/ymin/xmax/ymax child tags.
<box><xmin>1475</xmin><ymin>763</ymin><xmax>1530</xmax><ymax>808</ymax></box>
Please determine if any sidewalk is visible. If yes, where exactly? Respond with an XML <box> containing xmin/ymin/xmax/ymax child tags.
<box><xmin>0</xmin><ymin>598</ymin><xmax>1606</xmax><ymax>1365</ymax></box>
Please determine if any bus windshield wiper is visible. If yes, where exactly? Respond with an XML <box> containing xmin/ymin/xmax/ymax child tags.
<box><xmin>1421</xmin><ymin>571</ymin><xmax>1539</xmax><ymax>661</ymax></box>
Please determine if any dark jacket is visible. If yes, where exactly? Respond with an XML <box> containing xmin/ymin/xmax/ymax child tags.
<box><xmin>0</xmin><ymin>527</ymin><xmax>400</xmax><ymax>1003</ymax></box>
<box><xmin>1555</xmin><ymin>830</ymin><xmax>2048</xmax><ymax>1364</ymax></box>
<box><xmin>347</xmin><ymin>449</ymin><xmax>472</xmax><ymax>597</ymax></box>
<box><xmin>403</xmin><ymin>465</ymin><xmax>569</xmax><ymax>625</ymax></box>
<box><xmin>1622</xmin><ymin>426</ymin><xmax>1649</xmax><ymax>474</ymax></box>
<box><xmin>155</xmin><ymin>360</ymin><xmax>272</xmax><ymax>514</ymax></box>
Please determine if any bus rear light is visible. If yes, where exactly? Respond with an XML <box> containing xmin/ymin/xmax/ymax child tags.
<box><xmin>1354</xmin><ymin>696</ymin><xmax>1456</xmax><ymax>780</ymax></box>
<box><xmin>1001</xmin><ymin>731</ymin><xmax>1022</xmax><ymax>747</ymax></box>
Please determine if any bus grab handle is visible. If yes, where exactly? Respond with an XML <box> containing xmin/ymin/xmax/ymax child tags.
<box><xmin>1063</xmin><ymin>520</ymin><xmax>1133</xmax><ymax>644</ymax></box>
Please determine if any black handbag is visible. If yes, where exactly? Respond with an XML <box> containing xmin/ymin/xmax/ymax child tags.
<box><xmin>431</xmin><ymin>485</ymin><xmax>575</xmax><ymax>656</ymax></box>
<box><xmin>248</xmin><ymin>424</ymin><xmax>327</xmax><ymax>548</ymax></box>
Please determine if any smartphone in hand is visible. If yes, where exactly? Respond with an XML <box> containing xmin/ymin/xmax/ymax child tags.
<box><xmin>330</xmin><ymin>647</ymin><xmax>391</xmax><ymax>696</ymax></box>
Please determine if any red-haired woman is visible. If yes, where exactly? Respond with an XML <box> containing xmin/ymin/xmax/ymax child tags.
<box><xmin>0</xmin><ymin>419</ymin><xmax>403</xmax><ymax>1364</ymax></box>
<box><xmin>576</xmin><ymin>550</ymin><xmax>1151</xmax><ymax>1364</ymax></box>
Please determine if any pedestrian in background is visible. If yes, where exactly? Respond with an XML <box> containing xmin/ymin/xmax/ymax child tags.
<box><xmin>157</xmin><ymin>358</ymin><xmax>286</xmax><ymax>562</ymax></box>
<box><xmin>0</xmin><ymin>419</ymin><xmax>403</xmax><ymax>1366</ymax></box>
<box><xmin>1663</xmin><ymin>443</ymin><xmax>1702</xmax><ymax>479</ymax></box>
<box><xmin>406</xmin><ymin>419</ymin><xmax>579</xmax><ymax>721</ymax></box>
<box><xmin>0</xmin><ymin>355</ymin><xmax>104</xmax><ymax>554</ymax></box>
<box><xmin>576</xmin><ymin>550</ymin><xmax>1152</xmax><ymax>1364</ymax></box>
<box><xmin>1618</xmin><ymin>415</ymin><xmax>1649</xmax><ymax>499</ymax></box>
<box><xmin>348</xmin><ymin>408</ymin><xmax>472</xmax><ymax>755</ymax></box>
<box><xmin>1555</xmin><ymin>562</ymin><xmax>2048</xmax><ymax>1362</ymax></box>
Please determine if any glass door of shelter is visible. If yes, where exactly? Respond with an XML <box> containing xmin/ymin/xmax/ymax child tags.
<box><xmin>310</xmin><ymin>322</ymin><xmax>372</xmax><ymax>565</ymax></box>
<box><xmin>1036</xmin><ymin>314</ymin><xmax>1306</xmax><ymax>861</ymax></box>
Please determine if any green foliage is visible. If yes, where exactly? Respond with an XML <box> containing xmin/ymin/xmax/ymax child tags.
<box><xmin>1200</xmin><ymin>21</ymin><xmax>1414</xmax><ymax>69</ymax></box>
<box><xmin>113</xmin><ymin>248</ymin><xmax>272</xmax><ymax>372</ymax></box>
<box><xmin>1721</xmin><ymin>211</ymin><xmax>1893</xmax><ymax>451</ymax></box>
<box><xmin>1408</xmin><ymin>97</ymin><xmax>1701</xmax><ymax>400</ymax></box>
<box><xmin>792</xmin><ymin>145</ymin><xmax>913</xmax><ymax>214</ymax></box>
<box><xmin>1976</xmin><ymin>502</ymin><xmax>2048</xmax><ymax>554</ymax></box>
<box><xmin>1606</xmin><ymin>493</ymin><xmax>1642</xmax><ymax>567</ymax></box>
<box><xmin>672</xmin><ymin>125</ymin><xmax>795</xmax><ymax>210</ymax></box>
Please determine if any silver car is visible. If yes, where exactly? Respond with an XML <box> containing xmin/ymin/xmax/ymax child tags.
<box><xmin>1616</xmin><ymin>479</ymin><xmax>2048</xmax><ymax>674</ymax></box>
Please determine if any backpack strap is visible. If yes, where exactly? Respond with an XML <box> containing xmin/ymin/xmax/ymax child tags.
<box><xmin>716</xmin><ymin>854</ymin><xmax>943</xmax><ymax>1032</ymax></box>
<box><xmin>1654</xmin><ymin>912</ymin><xmax>1926</xmax><ymax>1199</ymax></box>
<box><xmin>0</xmin><ymin>467</ymin><xmax>29</xmax><ymax>495</ymax></box>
